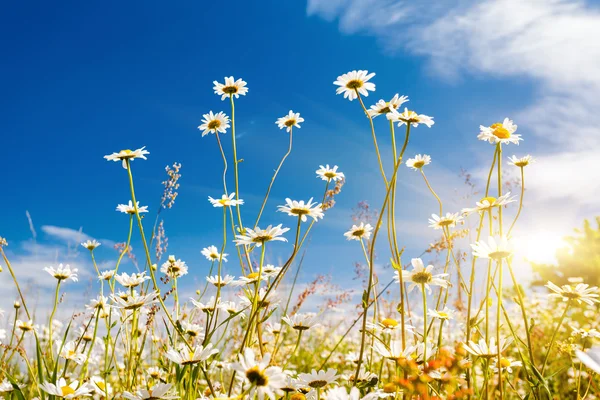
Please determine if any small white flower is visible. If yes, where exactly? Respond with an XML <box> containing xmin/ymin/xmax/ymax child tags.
<box><xmin>428</xmin><ymin>212</ymin><xmax>463</xmax><ymax>230</ymax></box>
<box><xmin>98</xmin><ymin>270</ymin><xmax>115</xmax><ymax>281</ymax></box>
<box><xmin>462</xmin><ymin>337</ymin><xmax>512</xmax><ymax>358</ymax></box>
<box><xmin>429</xmin><ymin>307</ymin><xmax>455</xmax><ymax>320</ymax></box>
<box><xmin>406</xmin><ymin>154</ymin><xmax>431</xmax><ymax>171</ymax></box>
<box><xmin>165</xmin><ymin>343</ymin><xmax>218</xmax><ymax>365</ymax></box>
<box><xmin>44</xmin><ymin>264</ymin><xmax>78</xmax><ymax>282</ymax></box>
<box><xmin>395</xmin><ymin>258</ymin><xmax>449</xmax><ymax>294</ymax></box>
<box><xmin>316</xmin><ymin>164</ymin><xmax>345</xmax><ymax>182</ymax></box>
<box><xmin>478</xmin><ymin>118</ymin><xmax>521</xmax><ymax>145</ymax></box>
<box><xmin>201</xmin><ymin>245</ymin><xmax>228</xmax><ymax>262</ymax></box>
<box><xmin>213</xmin><ymin>76</ymin><xmax>248</xmax><ymax>100</ymax></box>
<box><xmin>546</xmin><ymin>281</ymin><xmax>600</xmax><ymax>306</ymax></box>
<box><xmin>387</xmin><ymin>107</ymin><xmax>434</xmax><ymax>128</ymax></box>
<box><xmin>234</xmin><ymin>225</ymin><xmax>290</xmax><ymax>247</ymax></box>
<box><xmin>122</xmin><ymin>383</ymin><xmax>178</xmax><ymax>400</ymax></box>
<box><xmin>116</xmin><ymin>201</ymin><xmax>149</xmax><ymax>214</ymax></box>
<box><xmin>231</xmin><ymin>349</ymin><xmax>286</xmax><ymax>400</ymax></box>
<box><xmin>461</xmin><ymin>193</ymin><xmax>516</xmax><ymax>216</ymax></box>
<box><xmin>114</xmin><ymin>272</ymin><xmax>151</xmax><ymax>288</ymax></box>
<box><xmin>198</xmin><ymin>111</ymin><xmax>230</xmax><ymax>136</ymax></box>
<box><xmin>282</xmin><ymin>313</ymin><xmax>320</xmax><ymax>331</ymax></box>
<box><xmin>81</xmin><ymin>239</ymin><xmax>101</xmax><ymax>250</ymax></box>
<box><xmin>160</xmin><ymin>255</ymin><xmax>188</xmax><ymax>278</ymax></box>
<box><xmin>276</xmin><ymin>110</ymin><xmax>304</xmax><ymax>132</ymax></box>
<box><xmin>111</xmin><ymin>291</ymin><xmax>159</xmax><ymax>310</ymax></box>
<box><xmin>471</xmin><ymin>236</ymin><xmax>513</xmax><ymax>261</ymax></box>
<box><xmin>206</xmin><ymin>274</ymin><xmax>235</xmax><ymax>287</ymax></box>
<box><xmin>508</xmin><ymin>154</ymin><xmax>535</xmax><ymax>167</ymax></box>
<box><xmin>16</xmin><ymin>320</ymin><xmax>35</xmax><ymax>333</ymax></box>
<box><xmin>277</xmin><ymin>198</ymin><xmax>324</xmax><ymax>222</ymax></box>
<box><xmin>57</xmin><ymin>341</ymin><xmax>86</xmax><ymax>365</ymax></box>
<box><xmin>334</xmin><ymin>70</ymin><xmax>376</xmax><ymax>101</ymax></box>
<box><xmin>373</xmin><ymin>340</ymin><xmax>416</xmax><ymax>361</ymax></box>
<box><xmin>297</xmin><ymin>368</ymin><xmax>339</xmax><ymax>389</ymax></box>
<box><xmin>104</xmin><ymin>146</ymin><xmax>149</xmax><ymax>169</ymax></box>
<box><xmin>208</xmin><ymin>192</ymin><xmax>244</xmax><ymax>207</ymax></box>
<box><xmin>191</xmin><ymin>296</ymin><xmax>220</xmax><ymax>313</ymax></box>
<box><xmin>368</xmin><ymin>94</ymin><xmax>409</xmax><ymax>118</ymax></box>
<box><xmin>39</xmin><ymin>378</ymin><xmax>92</xmax><ymax>398</ymax></box>
<box><xmin>344</xmin><ymin>222</ymin><xmax>373</xmax><ymax>241</ymax></box>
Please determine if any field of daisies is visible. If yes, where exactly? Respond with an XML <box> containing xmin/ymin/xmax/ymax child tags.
<box><xmin>1</xmin><ymin>71</ymin><xmax>599</xmax><ymax>400</ymax></box>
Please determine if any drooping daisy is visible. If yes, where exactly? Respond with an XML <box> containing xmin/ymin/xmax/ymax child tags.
<box><xmin>471</xmin><ymin>236</ymin><xmax>513</xmax><ymax>261</ymax></box>
<box><xmin>462</xmin><ymin>337</ymin><xmax>512</xmax><ymax>359</ymax></box>
<box><xmin>263</xmin><ymin>264</ymin><xmax>282</xmax><ymax>278</ymax></box>
<box><xmin>277</xmin><ymin>198</ymin><xmax>324</xmax><ymax>222</ymax></box>
<box><xmin>104</xmin><ymin>147</ymin><xmax>149</xmax><ymax>169</ymax></box>
<box><xmin>81</xmin><ymin>239</ymin><xmax>101</xmax><ymax>250</ymax></box>
<box><xmin>234</xmin><ymin>225</ymin><xmax>290</xmax><ymax>247</ymax></box>
<box><xmin>160</xmin><ymin>255</ymin><xmax>189</xmax><ymax>278</ymax></box>
<box><xmin>213</xmin><ymin>76</ymin><xmax>248</xmax><ymax>100</ymax></box>
<box><xmin>122</xmin><ymin>383</ymin><xmax>178</xmax><ymax>400</ymax></box>
<box><xmin>191</xmin><ymin>296</ymin><xmax>220</xmax><ymax>313</ymax></box>
<box><xmin>116</xmin><ymin>201</ymin><xmax>149</xmax><ymax>214</ymax></box>
<box><xmin>165</xmin><ymin>343</ymin><xmax>218</xmax><ymax>365</ymax></box>
<box><xmin>276</xmin><ymin>110</ymin><xmax>304</xmax><ymax>132</ymax></box>
<box><xmin>111</xmin><ymin>291</ymin><xmax>159</xmax><ymax>310</ymax></box>
<box><xmin>478</xmin><ymin>118</ymin><xmax>521</xmax><ymax>145</ymax></box>
<box><xmin>395</xmin><ymin>258</ymin><xmax>449</xmax><ymax>294</ymax></box>
<box><xmin>39</xmin><ymin>378</ymin><xmax>92</xmax><ymax>398</ymax></box>
<box><xmin>334</xmin><ymin>70</ymin><xmax>376</xmax><ymax>101</ymax></box>
<box><xmin>114</xmin><ymin>272</ymin><xmax>151</xmax><ymax>288</ymax></box>
<box><xmin>44</xmin><ymin>264</ymin><xmax>78</xmax><ymax>282</ymax></box>
<box><xmin>16</xmin><ymin>320</ymin><xmax>35</xmax><ymax>333</ymax></box>
<box><xmin>429</xmin><ymin>307</ymin><xmax>455</xmax><ymax>320</ymax></box>
<box><xmin>344</xmin><ymin>222</ymin><xmax>373</xmax><ymax>241</ymax></box>
<box><xmin>201</xmin><ymin>245</ymin><xmax>228</xmax><ymax>262</ymax></box>
<box><xmin>206</xmin><ymin>274</ymin><xmax>235</xmax><ymax>287</ymax></box>
<box><xmin>98</xmin><ymin>269</ymin><xmax>115</xmax><ymax>281</ymax></box>
<box><xmin>387</xmin><ymin>107</ymin><xmax>434</xmax><ymax>128</ymax></box>
<box><xmin>208</xmin><ymin>193</ymin><xmax>244</xmax><ymax>207</ymax></box>
<box><xmin>297</xmin><ymin>369</ymin><xmax>339</xmax><ymax>390</ymax></box>
<box><xmin>316</xmin><ymin>165</ymin><xmax>345</xmax><ymax>182</ymax></box>
<box><xmin>428</xmin><ymin>213</ymin><xmax>463</xmax><ymax>230</ymax></box>
<box><xmin>231</xmin><ymin>349</ymin><xmax>286</xmax><ymax>400</ymax></box>
<box><xmin>198</xmin><ymin>111</ymin><xmax>230</xmax><ymax>136</ymax></box>
<box><xmin>57</xmin><ymin>340</ymin><xmax>86</xmax><ymax>365</ymax></box>
<box><xmin>546</xmin><ymin>281</ymin><xmax>600</xmax><ymax>306</ymax></box>
<box><xmin>461</xmin><ymin>193</ymin><xmax>516</xmax><ymax>215</ymax></box>
<box><xmin>282</xmin><ymin>313</ymin><xmax>320</xmax><ymax>331</ymax></box>
<box><xmin>368</xmin><ymin>94</ymin><xmax>409</xmax><ymax>118</ymax></box>
<box><xmin>406</xmin><ymin>154</ymin><xmax>431</xmax><ymax>171</ymax></box>
<box><xmin>508</xmin><ymin>155</ymin><xmax>535</xmax><ymax>167</ymax></box>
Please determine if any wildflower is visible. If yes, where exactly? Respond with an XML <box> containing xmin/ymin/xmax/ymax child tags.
<box><xmin>198</xmin><ymin>111</ymin><xmax>230</xmax><ymax>136</ymax></box>
<box><xmin>277</xmin><ymin>198</ymin><xmax>324</xmax><ymax>222</ymax></box>
<box><xmin>387</xmin><ymin>107</ymin><xmax>434</xmax><ymax>128</ymax></box>
<box><xmin>165</xmin><ymin>343</ymin><xmax>218</xmax><ymax>365</ymax></box>
<box><xmin>111</xmin><ymin>291</ymin><xmax>159</xmax><ymax>310</ymax></box>
<box><xmin>546</xmin><ymin>281</ymin><xmax>600</xmax><ymax>306</ymax></box>
<box><xmin>16</xmin><ymin>320</ymin><xmax>35</xmax><ymax>333</ymax></box>
<box><xmin>428</xmin><ymin>213</ymin><xmax>463</xmax><ymax>230</ymax></box>
<box><xmin>86</xmin><ymin>296</ymin><xmax>109</xmax><ymax>312</ymax></box>
<box><xmin>366</xmin><ymin>317</ymin><xmax>413</xmax><ymax>333</ymax></box>
<box><xmin>191</xmin><ymin>296</ymin><xmax>220</xmax><ymax>313</ymax></box>
<box><xmin>325</xmin><ymin>386</ymin><xmax>375</xmax><ymax>400</ymax></box>
<box><xmin>90</xmin><ymin>376</ymin><xmax>112</xmax><ymax>397</ymax></box>
<box><xmin>0</xmin><ymin>237</ymin><xmax>7</xmax><ymax>247</ymax></box>
<box><xmin>508</xmin><ymin>154</ymin><xmax>535</xmax><ymax>167</ymax></box>
<box><xmin>122</xmin><ymin>383</ymin><xmax>177</xmax><ymax>400</ymax></box>
<box><xmin>297</xmin><ymin>369</ymin><xmax>339</xmax><ymax>389</ymax></box>
<box><xmin>146</xmin><ymin>367</ymin><xmax>166</xmax><ymax>381</ymax></box>
<box><xmin>462</xmin><ymin>337</ymin><xmax>512</xmax><ymax>359</ymax></box>
<box><xmin>406</xmin><ymin>154</ymin><xmax>431</xmax><ymax>170</ymax></box>
<box><xmin>471</xmin><ymin>236</ymin><xmax>513</xmax><ymax>261</ymax></box>
<box><xmin>570</xmin><ymin>325</ymin><xmax>600</xmax><ymax>339</ymax></box>
<box><xmin>234</xmin><ymin>225</ymin><xmax>290</xmax><ymax>247</ymax></box>
<box><xmin>201</xmin><ymin>245</ymin><xmax>228</xmax><ymax>262</ymax></box>
<box><xmin>334</xmin><ymin>70</ymin><xmax>376</xmax><ymax>101</ymax></box>
<box><xmin>206</xmin><ymin>274</ymin><xmax>235</xmax><ymax>287</ymax></box>
<box><xmin>461</xmin><ymin>193</ymin><xmax>516</xmax><ymax>215</ymax></box>
<box><xmin>160</xmin><ymin>255</ymin><xmax>188</xmax><ymax>278</ymax></box>
<box><xmin>235</xmin><ymin>272</ymin><xmax>264</xmax><ymax>285</ymax></box>
<box><xmin>44</xmin><ymin>264</ymin><xmax>78</xmax><ymax>282</ymax></box>
<box><xmin>81</xmin><ymin>239</ymin><xmax>101</xmax><ymax>250</ymax></box>
<box><xmin>368</xmin><ymin>94</ymin><xmax>409</xmax><ymax>118</ymax></box>
<box><xmin>39</xmin><ymin>378</ymin><xmax>92</xmax><ymax>398</ymax></box>
<box><xmin>57</xmin><ymin>341</ymin><xmax>86</xmax><ymax>365</ymax></box>
<box><xmin>492</xmin><ymin>358</ymin><xmax>523</xmax><ymax>374</ymax></box>
<box><xmin>213</xmin><ymin>76</ymin><xmax>248</xmax><ymax>100</ymax></box>
<box><xmin>117</xmin><ymin>201</ymin><xmax>149</xmax><ymax>214</ymax></box>
<box><xmin>114</xmin><ymin>272</ymin><xmax>151</xmax><ymax>288</ymax></box>
<box><xmin>373</xmin><ymin>340</ymin><xmax>417</xmax><ymax>361</ymax></box>
<box><xmin>429</xmin><ymin>307</ymin><xmax>455</xmax><ymax>320</ymax></box>
<box><xmin>396</xmin><ymin>258</ymin><xmax>449</xmax><ymax>294</ymax></box>
<box><xmin>478</xmin><ymin>118</ymin><xmax>521</xmax><ymax>145</ymax></box>
<box><xmin>0</xmin><ymin>379</ymin><xmax>24</xmax><ymax>393</ymax></box>
<box><xmin>276</xmin><ymin>110</ymin><xmax>304</xmax><ymax>132</ymax></box>
<box><xmin>98</xmin><ymin>270</ymin><xmax>115</xmax><ymax>281</ymax></box>
<box><xmin>218</xmin><ymin>301</ymin><xmax>247</xmax><ymax>317</ymax></box>
<box><xmin>344</xmin><ymin>222</ymin><xmax>373</xmax><ymax>241</ymax></box>
<box><xmin>104</xmin><ymin>147</ymin><xmax>149</xmax><ymax>169</ymax></box>
<box><xmin>181</xmin><ymin>321</ymin><xmax>204</xmax><ymax>338</ymax></box>
<box><xmin>231</xmin><ymin>348</ymin><xmax>286</xmax><ymax>400</ymax></box>
<box><xmin>263</xmin><ymin>264</ymin><xmax>282</xmax><ymax>278</ymax></box>
<box><xmin>282</xmin><ymin>313</ymin><xmax>320</xmax><ymax>331</ymax></box>
<box><xmin>316</xmin><ymin>165</ymin><xmax>345</xmax><ymax>182</ymax></box>
<box><xmin>576</xmin><ymin>347</ymin><xmax>600</xmax><ymax>374</ymax></box>
<box><xmin>208</xmin><ymin>193</ymin><xmax>244</xmax><ymax>207</ymax></box>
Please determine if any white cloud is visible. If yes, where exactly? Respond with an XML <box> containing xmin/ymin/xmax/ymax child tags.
<box><xmin>41</xmin><ymin>225</ymin><xmax>91</xmax><ymax>243</ymax></box>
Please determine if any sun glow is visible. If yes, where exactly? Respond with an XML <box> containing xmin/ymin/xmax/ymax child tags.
<box><xmin>518</xmin><ymin>232</ymin><xmax>569</xmax><ymax>265</ymax></box>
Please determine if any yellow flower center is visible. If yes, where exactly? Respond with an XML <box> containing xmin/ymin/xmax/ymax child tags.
<box><xmin>247</xmin><ymin>272</ymin><xmax>260</xmax><ymax>280</ymax></box>
<box><xmin>246</xmin><ymin>366</ymin><xmax>268</xmax><ymax>387</ymax></box>
<box><xmin>324</xmin><ymin>172</ymin><xmax>337</xmax><ymax>179</ymax></box>
<box><xmin>253</xmin><ymin>235</ymin><xmax>273</xmax><ymax>243</ymax></box>
<box><xmin>346</xmin><ymin>79</ymin><xmax>363</xmax><ymax>89</ymax></box>
<box><xmin>400</xmin><ymin>110</ymin><xmax>420</xmax><ymax>123</ymax></box>
<box><xmin>96</xmin><ymin>381</ymin><xmax>106</xmax><ymax>390</ymax></box>
<box><xmin>412</xmin><ymin>271</ymin><xmax>432</xmax><ymax>285</ymax></box>
<box><xmin>480</xmin><ymin>196</ymin><xmax>497</xmax><ymax>205</ymax></box>
<box><xmin>284</xmin><ymin>119</ymin><xmax>296</xmax><ymax>127</ymax></box>
<box><xmin>437</xmin><ymin>219</ymin><xmax>454</xmax><ymax>227</ymax></box>
<box><xmin>488</xmin><ymin>251</ymin><xmax>512</xmax><ymax>260</ymax></box>
<box><xmin>383</xmin><ymin>382</ymin><xmax>397</xmax><ymax>393</ymax></box>
<box><xmin>500</xmin><ymin>358</ymin><xmax>512</xmax><ymax>368</ymax></box>
<box><xmin>490</xmin><ymin>123</ymin><xmax>511</xmax><ymax>139</ymax></box>
<box><xmin>208</xmin><ymin>120</ymin><xmax>221</xmax><ymax>130</ymax></box>
<box><xmin>378</xmin><ymin>105</ymin><xmax>391</xmax><ymax>114</ymax></box>
<box><xmin>352</xmin><ymin>229</ymin><xmax>365</xmax><ymax>237</ymax></box>
<box><xmin>412</xmin><ymin>160</ymin><xmax>425</xmax><ymax>168</ymax></box>
<box><xmin>290</xmin><ymin>208</ymin><xmax>309</xmax><ymax>216</ymax></box>
<box><xmin>61</xmin><ymin>385</ymin><xmax>75</xmax><ymax>395</ymax></box>
<box><xmin>381</xmin><ymin>318</ymin><xmax>399</xmax><ymax>328</ymax></box>
<box><xmin>437</xmin><ymin>312</ymin><xmax>450</xmax><ymax>319</ymax></box>
<box><xmin>223</xmin><ymin>86</ymin><xmax>238</xmax><ymax>94</ymax></box>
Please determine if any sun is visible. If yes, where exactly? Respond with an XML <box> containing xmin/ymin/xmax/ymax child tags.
<box><xmin>518</xmin><ymin>232</ymin><xmax>569</xmax><ymax>265</ymax></box>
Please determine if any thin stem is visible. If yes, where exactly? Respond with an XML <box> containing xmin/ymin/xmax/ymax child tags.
<box><xmin>541</xmin><ymin>301</ymin><xmax>571</xmax><ymax>374</ymax></box>
<box><xmin>508</xmin><ymin>167</ymin><xmax>525</xmax><ymax>237</ymax></box>
<box><xmin>356</xmin><ymin>90</ymin><xmax>388</xmax><ymax>186</ymax></box>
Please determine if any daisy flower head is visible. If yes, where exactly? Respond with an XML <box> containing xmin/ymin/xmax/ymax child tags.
<box><xmin>208</xmin><ymin>192</ymin><xmax>244</xmax><ymax>207</ymax></box>
<box><xmin>234</xmin><ymin>225</ymin><xmax>290</xmax><ymax>247</ymax></box>
<box><xmin>546</xmin><ymin>281</ymin><xmax>600</xmax><ymax>306</ymax></box>
<box><xmin>114</xmin><ymin>271</ymin><xmax>151</xmax><ymax>288</ymax></box>
<box><xmin>198</xmin><ymin>111</ymin><xmax>230</xmax><ymax>136</ymax></box>
<box><xmin>334</xmin><ymin>70</ymin><xmax>376</xmax><ymax>101</ymax></box>
<box><xmin>387</xmin><ymin>107</ymin><xmax>434</xmax><ymax>128</ymax></box>
<box><xmin>462</xmin><ymin>337</ymin><xmax>512</xmax><ymax>359</ymax></box>
<box><xmin>276</xmin><ymin>110</ymin><xmax>304</xmax><ymax>132</ymax></box>
<box><xmin>160</xmin><ymin>255</ymin><xmax>188</xmax><ymax>278</ymax></box>
<box><xmin>492</xmin><ymin>358</ymin><xmax>523</xmax><ymax>374</ymax></box>
<box><xmin>122</xmin><ymin>383</ymin><xmax>177</xmax><ymax>400</ymax></box>
<box><xmin>471</xmin><ymin>236</ymin><xmax>513</xmax><ymax>261</ymax></box>
<box><xmin>344</xmin><ymin>222</ymin><xmax>373</xmax><ymax>241</ymax></box>
<box><xmin>16</xmin><ymin>320</ymin><xmax>35</xmax><ymax>333</ymax></box>
<box><xmin>478</xmin><ymin>118</ymin><xmax>521</xmax><ymax>145</ymax></box>
<box><xmin>44</xmin><ymin>264</ymin><xmax>78</xmax><ymax>282</ymax></box>
<box><xmin>277</xmin><ymin>198</ymin><xmax>324</xmax><ymax>222</ymax></box>
<box><xmin>213</xmin><ymin>76</ymin><xmax>248</xmax><ymax>100</ymax></box>
<box><xmin>428</xmin><ymin>212</ymin><xmax>463</xmax><ymax>230</ymax></box>
<box><xmin>508</xmin><ymin>154</ymin><xmax>535</xmax><ymax>167</ymax></box>
<box><xmin>181</xmin><ymin>321</ymin><xmax>204</xmax><ymax>339</ymax></box>
<box><xmin>191</xmin><ymin>296</ymin><xmax>220</xmax><ymax>313</ymax></box>
<box><xmin>39</xmin><ymin>378</ymin><xmax>92</xmax><ymax>398</ymax></box>
<box><xmin>89</xmin><ymin>376</ymin><xmax>113</xmax><ymax>397</ymax></box>
<box><xmin>165</xmin><ymin>343</ymin><xmax>218</xmax><ymax>365</ymax></box>
<box><xmin>111</xmin><ymin>291</ymin><xmax>159</xmax><ymax>310</ymax></box>
<box><xmin>373</xmin><ymin>339</ymin><xmax>417</xmax><ymax>361</ymax></box>
<box><xmin>316</xmin><ymin>164</ymin><xmax>345</xmax><ymax>182</ymax></box>
<box><xmin>297</xmin><ymin>368</ymin><xmax>339</xmax><ymax>390</ymax></box>
<box><xmin>461</xmin><ymin>193</ymin><xmax>516</xmax><ymax>215</ymax></box>
<box><xmin>325</xmin><ymin>386</ymin><xmax>373</xmax><ymax>400</ymax></box>
<box><xmin>116</xmin><ymin>201</ymin><xmax>149</xmax><ymax>214</ymax></box>
<box><xmin>104</xmin><ymin>146</ymin><xmax>149</xmax><ymax>169</ymax></box>
<box><xmin>429</xmin><ymin>307</ymin><xmax>455</xmax><ymax>320</ymax></box>
<box><xmin>396</xmin><ymin>258</ymin><xmax>449</xmax><ymax>294</ymax></box>
<box><xmin>201</xmin><ymin>245</ymin><xmax>228</xmax><ymax>262</ymax></box>
<box><xmin>406</xmin><ymin>154</ymin><xmax>431</xmax><ymax>171</ymax></box>
<box><xmin>231</xmin><ymin>348</ymin><xmax>286</xmax><ymax>400</ymax></box>
<box><xmin>368</xmin><ymin>94</ymin><xmax>409</xmax><ymax>118</ymax></box>
<box><xmin>81</xmin><ymin>239</ymin><xmax>101</xmax><ymax>251</ymax></box>
<box><xmin>57</xmin><ymin>341</ymin><xmax>86</xmax><ymax>365</ymax></box>
<box><xmin>206</xmin><ymin>274</ymin><xmax>235</xmax><ymax>287</ymax></box>
<box><xmin>282</xmin><ymin>312</ymin><xmax>320</xmax><ymax>331</ymax></box>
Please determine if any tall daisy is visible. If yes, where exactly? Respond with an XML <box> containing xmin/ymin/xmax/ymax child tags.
<box><xmin>478</xmin><ymin>118</ymin><xmax>521</xmax><ymax>145</ymax></box>
<box><xmin>44</xmin><ymin>264</ymin><xmax>78</xmax><ymax>282</ymax></box>
<box><xmin>208</xmin><ymin>193</ymin><xmax>244</xmax><ymax>207</ymax></box>
<box><xmin>234</xmin><ymin>225</ymin><xmax>290</xmax><ymax>247</ymax></box>
<box><xmin>461</xmin><ymin>193</ymin><xmax>516</xmax><ymax>215</ymax></box>
<box><xmin>201</xmin><ymin>245</ymin><xmax>228</xmax><ymax>262</ymax></box>
<box><xmin>387</xmin><ymin>108</ymin><xmax>434</xmax><ymax>128</ymax></box>
<box><xmin>198</xmin><ymin>111</ymin><xmax>230</xmax><ymax>136</ymax></box>
<box><xmin>508</xmin><ymin>155</ymin><xmax>534</xmax><ymax>167</ymax></box>
<box><xmin>368</xmin><ymin>94</ymin><xmax>409</xmax><ymax>118</ymax></box>
<box><xmin>316</xmin><ymin>165</ymin><xmax>345</xmax><ymax>182</ymax></box>
<box><xmin>406</xmin><ymin>154</ymin><xmax>431</xmax><ymax>171</ymax></box>
<box><xmin>395</xmin><ymin>258</ymin><xmax>449</xmax><ymax>294</ymax></box>
<box><xmin>334</xmin><ymin>70</ymin><xmax>376</xmax><ymax>101</ymax></box>
<box><xmin>231</xmin><ymin>349</ymin><xmax>286</xmax><ymax>400</ymax></box>
<box><xmin>344</xmin><ymin>222</ymin><xmax>373</xmax><ymax>241</ymax></box>
<box><xmin>277</xmin><ymin>198</ymin><xmax>324</xmax><ymax>222</ymax></box>
<box><xmin>213</xmin><ymin>76</ymin><xmax>248</xmax><ymax>100</ymax></box>
<box><xmin>428</xmin><ymin>212</ymin><xmax>463</xmax><ymax>230</ymax></box>
<box><xmin>471</xmin><ymin>236</ymin><xmax>513</xmax><ymax>261</ymax></box>
<box><xmin>39</xmin><ymin>379</ymin><xmax>92</xmax><ymax>398</ymax></box>
<box><xmin>104</xmin><ymin>147</ymin><xmax>149</xmax><ymax>169</ymax></box>
<box><xmin>276</xmin><ymin>110</ymin><xmax>304</xmax><ymax>132</ymax></box>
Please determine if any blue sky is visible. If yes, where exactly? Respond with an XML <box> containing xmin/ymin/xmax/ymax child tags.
<box><xmin>2</xmin><ymin>0</ymin><xmax>600</xmax><ymax>310</ymax></box>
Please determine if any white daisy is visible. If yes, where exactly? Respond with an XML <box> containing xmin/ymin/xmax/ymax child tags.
<box><xmin>44</xmin><ymin>264</ymin><xmax>78</xmax><ymax>282</ymax></box>
<box><xmin>206</xmin><ymin>274</ymin><xmax>235</xmax><ymax>287</ymax></box>
<box><xmin>546</xmin><ymin>281</ymin><xmax>600</xmax><ymax>306</ymax></box>
<box><xmin>508</xmin><ymin>155</ymin><xmax>535</xmax><ymax>167</ymax></box>
<box><xmin>276</xmin><ymin>110</ymin><xmax>304</xmax><ymax>132</ymax></box>
<box><xmin>277</xmin><ymin>198</ymin><xmax>324</xmax><ymax>222</ymax></box>
<box><xmin>471</xmin><ymin>236</ymin><xmax>513</xmax><ymax>261</ymax></box>
<box><xmin>334</xmin><ymin>70</ymin><xmax>376</xmax><ymax>101</ymax></box>
<box><xmin>325</xmin><ymin>386</ymin><xmax>375</xmax><ymax>400</ymax></box>
<box><xmin>461</xmin><ymin>193</ymin><xmax>516</xmax><ymax>215</ymax></box>
<box><xmin>231</xmin><ymin>348</ymin><xmax>286</xmax><ymax>400</ymax></box>
<box><xmin>492</xmin><ymin>357</ymin><xmax>523</xmax><ymax>374</ymax></box>
<box><xmin>213</xmin><ymin>76</ymin><xmax>248</xmax><ymax>100</ymax></box>
<box><xmin>344</xmin><ymin>222</ymin><xmax>373</xmax><ymax>241</ymax></box>
<box><xmin>104</xmin><ymin>147</ymin><xmax>149</xmax><ymax>169</ymax></box>
<box><xmin>406</xmin><ymin>154</ymin><xmax>431</xmax><ymax>171</ymax></box>
<box><xmin>208</xmin><ymin>192</ymin><xmax>244</xmax><ymax>207</ymax></box>
<box><xmin>57</xmin><ymin>340</ymin><xmax>86</xmax><ymax>365</ymax></box>
<box><xmin>373</xmin><ymin>340</ymin><xmax>417</xmax><ymax>361</ymax></box>
<box><xmin>395</xmin><ymin>258</ymin><xmax>449</xmax><ymax>294</ymax></box>
<box><xmin>116</xmin><ymin>201</ymin><xmax>149</xmax><ymax>214</ymax></box>
<box><xmin>98</xmin><ymin>269</ymin><xmax>115</xmax><ymax>281</ymax></box>
<box><xmin>478</xmin><ymin>118</ymin><xmax>521</xmax><ymax>145</ymax></box>
<box><xmin>428</xmin><ymin>213</ymin><xmax>463</xmax><ymax>230</ymax></box>
<box><xmin>368</xmin><ymin>94</ymin><xmax>409</xmax><ymax>118</ymax></box>
<box><xmin>181</xmin><ymin>321</ymin><xmax>204</xmax><ymax>339</ymax></box>
<box><xmin>114</xmin><ymin>272</ymin><xmax>151</xmax><ymax>288</ymax></box>
<box><xmin>234</xmin><ymin>225</ymin><xmax>290</xmax><ymax>247</ymax></box>
<box><xmin>111</xmin><ymin>291</ymin><xmax>159</xmax><ymax>310</ymax></box>
<box><xmin>316</xmin><ymin>164</ymin><xmax>345</xmax><ymax>182</ymax></box>
<box><xmin>81</xmin><ymin>239</ymin><xmax>101</xmax><ymax>250</ymax></box>
<box><xmin>89</xmin><ymin>376</ymin><xmax>112</xmax><ymax>397</ymax></box>
<box><xmin>160</xmin><ymin>255</ymin><xmax>188</xmax><ymax>278</ymax></box>
<box><xmin>198</xmin><ymin>111</ymin><xmax>230</xmax><ymax>136</ymax></box>
<box><xmin>297</xmin><ymin>368</ymin><xmax>339</xmax><ymax>389</ymax></box>
<box><xmin>191</xmin><ymin>296</ymin><xmax>220</xmax><ymax>313</ymax></box>
<box><xmin>201</xmin><ymin>245</ymin><xmax>228</xmax><ymax>262</ymax></box>
<box><xmin>462</xmin><ymin>337</ymin><xmax>512</xmax><ymax>359</ymax></box>
<box><xmin>576</xmin><ymin>347</ymin><xmax>600</xmax><ymax>374</ymax></box>
<box><xmin>122</xmin><ymin>383</ymin><xmax>177</xmax><ymax>400</ymax></box>
<box><xmin>165</xmin><ymin>343</ymin><xmax>218</xmax><ymax>365</ymax></box>
<box><xmin>39</xmin><ymin>378</ymin><xmax>92</xmax><ymax>398</ymax></box>
<box><xmin>387</xmin><ymin>107</ymin><xmax>434</xmax><ymax>128</ymax></box>
<box><xmin>429</xmin><ymin>307</ymin><xmax>455</xmax><ymax>320</ymax></box>
<box><xmin>16</xmin><ymin>320</ymin><xmax>35</xmax><ymax>333</ymax></box>
<box><xmin>282</xmin><ymin>313</ymin><xmax>320</xmax><ymax>331</ymax></box>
